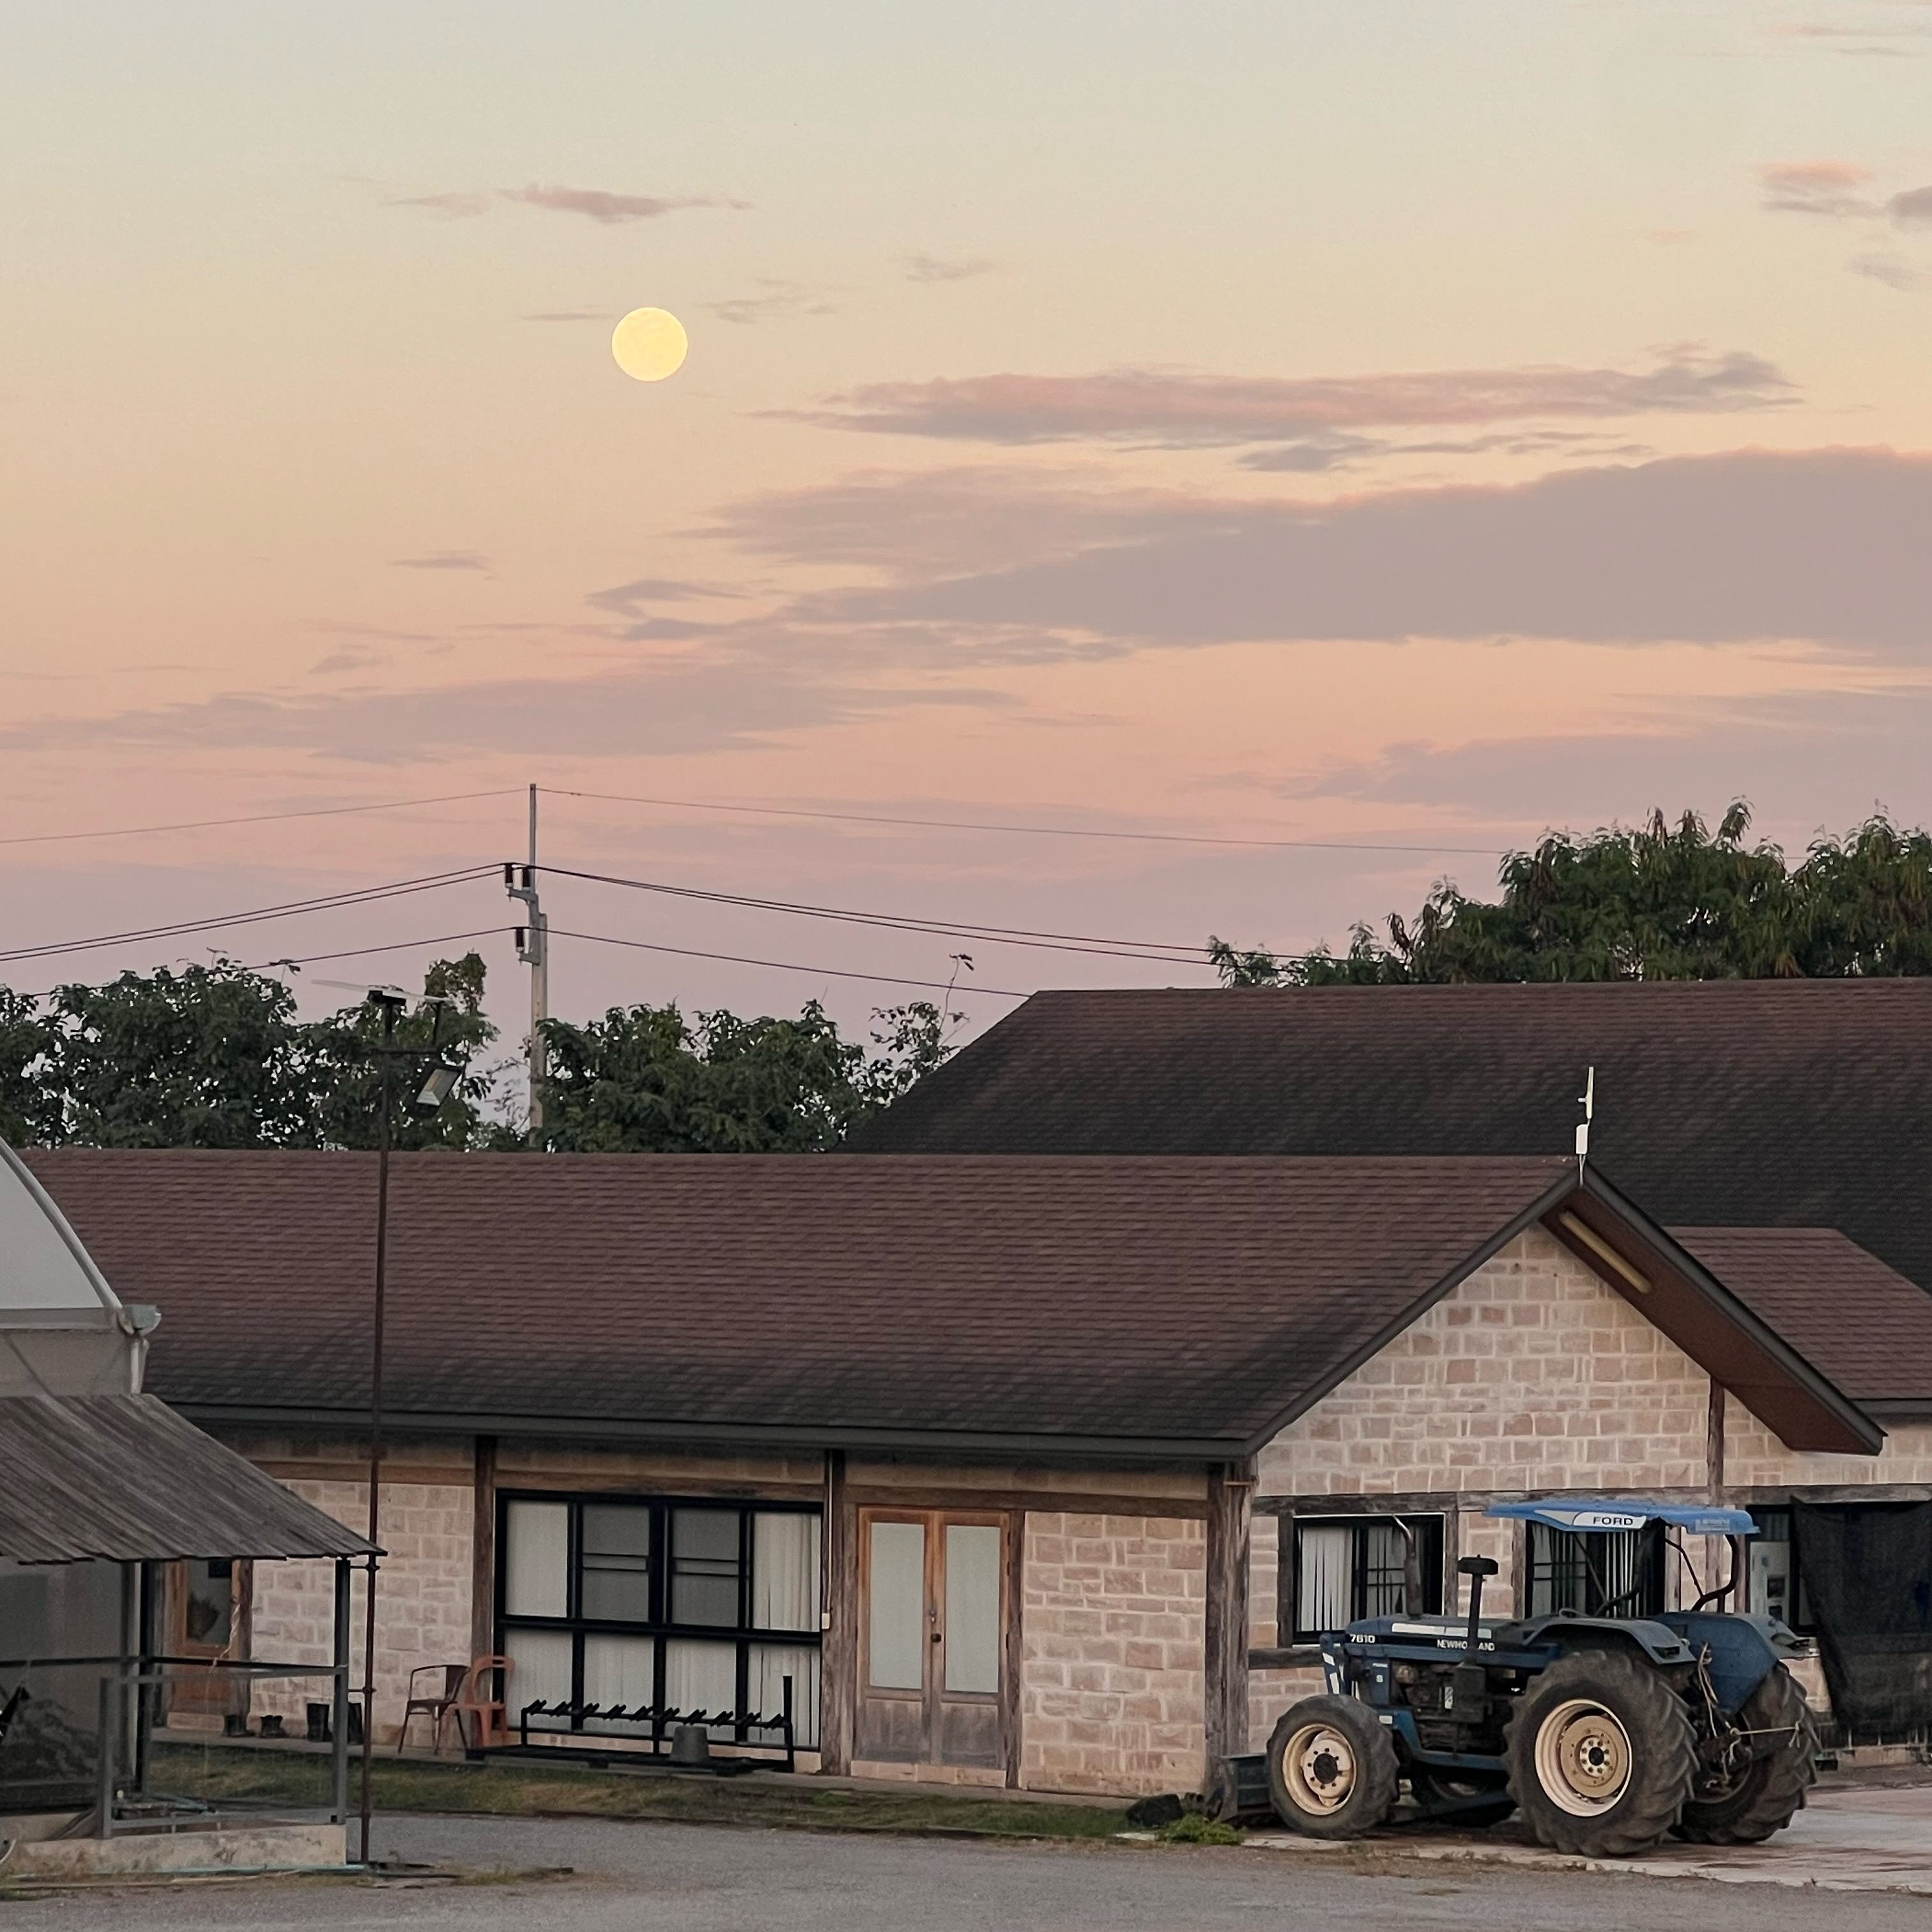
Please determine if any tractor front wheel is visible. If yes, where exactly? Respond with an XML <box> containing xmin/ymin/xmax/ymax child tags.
<box><xmin>1676</xmin><ymin>1662</ymin><xmax>1818</xmax><ymax>1844</ymax></box>
<box><xmin>1265</xmin><ymin>1694</ymin><xmax>1399</xmax><ymax>1839</ymax></box>
<box><xmin>1504</xmin><ymin>1649</ymin><xmax>1697</xmax><ymax>1857</ymax></box>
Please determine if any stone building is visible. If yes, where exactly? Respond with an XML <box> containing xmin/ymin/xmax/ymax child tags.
<box><xmin>29</xmin><ymin>1130</ymin><xmax>1932</xmax><ymax>1797</ymax></box>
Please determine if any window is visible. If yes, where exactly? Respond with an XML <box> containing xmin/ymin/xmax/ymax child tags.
<box><xmin>1747</xmin><ymin>1507</ymin><xmax>1814</xmax><ymax>1632</ymax></box>
<box><xmin>1526</xmin><ymin>1521</ymin><xmax>1664</xmax><ymax>1617</ymax></box>
<box><xmin>498</xmin><ymin>1493</ymin><xmax>822</xmax><ymax>1748</ymax></box>
<box><xmin>1288</xmin><ymin>1515</ymin><xmax>1444</xmax><ymax>1641</ymax></box>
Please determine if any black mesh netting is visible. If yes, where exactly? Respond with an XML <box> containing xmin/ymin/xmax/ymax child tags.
<box><xmin>1793</xmin><ymin>1501</ymin><xmax>1932</xmax><ymax>1740</ymax></box>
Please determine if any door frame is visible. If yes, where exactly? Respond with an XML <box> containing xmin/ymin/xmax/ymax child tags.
<box><xmin>855</xmin><ymin>1507</ymin><xmax>1017</xmax><ymax>1779</ymax></box>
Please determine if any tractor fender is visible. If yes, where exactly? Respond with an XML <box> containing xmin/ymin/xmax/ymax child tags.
<box><xmin>1657</xmin><ymin>1613</ymin><xmax>1788</xmax><ymax>1715</ymax></box>
<box><xmin>1512</xmin><ymin>1613</ymin><xmax>1696</xmax><ymax>1670</ymax></box>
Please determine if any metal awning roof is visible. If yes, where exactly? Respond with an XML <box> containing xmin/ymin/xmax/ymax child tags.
<box><xmin>0</xmin><ymin>1393</ymin><xmax>374</xmax><ymax>1564</ymax></box>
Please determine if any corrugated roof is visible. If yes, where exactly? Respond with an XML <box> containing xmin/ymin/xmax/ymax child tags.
<box><xmin>15</xmin><ymin>1148</ymin><xmax>1898</xmax><ymax>1456</ymax></box>
<box><xmin>845</xmin><ymin>983</ymin><xmax>1932</xmax><ymax>1298</ymax></box>
<box><xmin>0</xmin><ymin>1393</ymin><xmax>373</xmax><ymax>1563</ymax></box>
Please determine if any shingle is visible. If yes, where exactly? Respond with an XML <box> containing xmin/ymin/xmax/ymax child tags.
<box><xmin>845</xmin><ymin>984</ymin><xmax>1932</xmax><ymax>1296</ymax></box>
<box><xmin>27</xmin><ymin>1149</ymin><xmax>1575</xmax><ymax>1450</ymax></box>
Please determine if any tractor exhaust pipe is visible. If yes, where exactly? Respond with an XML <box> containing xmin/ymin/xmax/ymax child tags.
<box><xmin>1459</xmin><ymin>1554</ymin><xmax>1499</xmax><ymax>1655</ymax></box>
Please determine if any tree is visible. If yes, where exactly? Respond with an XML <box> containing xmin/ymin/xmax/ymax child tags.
<box><xmin>537</xmin><ymin>999</ymin><xmax>958</xmax><ymax>1153</ymax></box>
<box><xmin>1211</xmin><ymin>806</ymin><xmax>1932</xmax><ymax>986</ymax></box>
<box><xmin>0</xmin><ymin>987</ymin><xmax>54</xmax><ymax>1147</ymax></box>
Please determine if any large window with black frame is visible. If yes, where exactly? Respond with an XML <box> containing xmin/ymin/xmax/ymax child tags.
<box><xmin>497</xmin><ymin>1494</ymin><xmax>822</xmax><ymax>1751</ymax></box>
<box><xmin>1287</xmin><ymin>1514</ymin><xmax>1445</xmax><ymax>1641</ymax></box>
<box><xmin>1525</xmin><ymin>1519</ymin><xmax>1666</xmax><ymax>1618</ymax></box>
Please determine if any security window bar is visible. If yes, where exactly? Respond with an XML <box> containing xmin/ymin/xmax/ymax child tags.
<box><xmin>1289</xmin><ymin>1515</ymin><xmax>1445</xmax><ymax>1641</ymax></box>
<box><xmin>1526</xmin><ymin>1521</ymin><xmax>1665</xmax><ymax>1618</ymax></box>
<box><xmin>497</xmin><ymin>1492</ymin><xmax>822</xmax><ymax>1750</ymax></box>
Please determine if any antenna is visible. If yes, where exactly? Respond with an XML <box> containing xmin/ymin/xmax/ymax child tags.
<box><xmin>1575</xmin><ymin>1065</ymin><xmax>1595</xmax><ymax>1174</ymax></box>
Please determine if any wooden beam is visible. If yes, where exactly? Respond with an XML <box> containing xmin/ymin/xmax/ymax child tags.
<box><xmin>1204</xmin><ymin>1460</ymin><xmax>1254</xmax><ymax>1764</ymax></box>
<box><xmin>845</xmin><ymin>1485</ymin><xmax>1207</xmax><ymax>1521</ymax></box>
<box><xmin>1003</xmin><ymin>1510</ymin><xmax>1026</xmax><ymax>1790</ymax></box>
<box><xmin>818</xmin><ymin>1450</ymin><xmax>856</xmax><ymax>1776</ymax></box>
<box><xmin>470</xmin><ymin>1434</ymin><xmax>497</xmax><ymax>1666</ymax></box>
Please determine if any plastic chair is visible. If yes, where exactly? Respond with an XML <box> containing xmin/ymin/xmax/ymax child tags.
<box><xmin>398</xmin><ymin>1662</ymin><xmax>468</xmax><ymax>1754</ymax></box>
<box><xmin>454</xmin><ymin>1654</ymin><xmax>515</xmax><ymax>1754</ymax></box>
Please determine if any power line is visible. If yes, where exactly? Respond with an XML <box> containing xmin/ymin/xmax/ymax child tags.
<box><xmin>548</xmin><ymin>928</ymin><xmax>1028</xmax><ymax>999</ymax></box>
<box><xmin>0</xmin><ymin>786</ymin><xmax>524</xmax><ymax>851</ymax></box>
<box><xmin>537</xmin><ymin>863</ymin><xmax>1211</xmax><ymax>965</ymax></box>
<box><xmin>545</xmin><ymin>785</ymin><xmax>1506</xmax><ymax>857</ymax></box>
<box><xmin>253</xmin><ymin>928</ymin><xmax>519</xmax><ymax>974</ymax></box>
<box><xmin>0</xmin><ymin>868</ymin><xmax>500</xmax><ymax>966</ymax></box>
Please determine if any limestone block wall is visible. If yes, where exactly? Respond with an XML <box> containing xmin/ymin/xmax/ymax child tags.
<box><xmin>1020</xmin><ymin>1512</ymin><xmax>1205</xmax><ymax>1795</ymax></box>
<box><xmin>245</xmin><ymin>1474</ymin><xmax>474</xmax><ymax>1742</ymax></box>
<box><xmin>1725</xmin><ymin>1414</ymin><xmax>1932</xmax><ymax>1492</ymax></box>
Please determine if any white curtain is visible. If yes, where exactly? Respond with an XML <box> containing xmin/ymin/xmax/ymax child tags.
<box><xmin>1297</xmin><ymin>1524</ymin><xmax>1354</xmax><ymax>1637</ymax></box>
<box><xmin>944</xmin><ymin>1524</ymin><xmax>1002</xmax><ymax>1694</ymax></box>
<box><xmin>749</xmin><ymin>1643</ymin><xmax>821</xmax><ymax>1748</ymax></box>
<box><xmin>582</xmin><ymin>1634</ymin><xmax>655</xmax><ymax>1733</ymax></box>
<box><xmin>503</xmin><ymin>1501</ymin><xmax>569</xmax><ymax>1618</ymax></box>
<box><xmin>753</xmin><ymin>1513</ymin><xmax>821</xmax><ymax>1632</ymax></box>
<box><xmin>868</xmin><ymin>1521</ymin><xmax>926</xmax><ymax>1690</ymax></box>
<box><xmin>665</xmin><ymin>1637</ymin><xmax>738</xmax><ymax>1739</ymax></box>
<box><xmin>502</xmin><ymin>1628</ymin><xmax>572</xmax><ymax>1730</ymax></box>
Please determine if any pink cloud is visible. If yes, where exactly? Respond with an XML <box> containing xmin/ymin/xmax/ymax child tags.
<box><xmin>503</xmin><ymin>183</ymin><xmax>746</xmax><ymax>224</ymax></box>
<box><xmin>1758</xmin><ymin>159</ymin><xmax>1878</xmax><ymax>216</ymax></box>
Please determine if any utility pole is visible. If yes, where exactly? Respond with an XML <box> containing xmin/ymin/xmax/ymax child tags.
<box><xmin>505</xmin><ymin>785</ymin><xmax>548</xmax><ymax>1147</ymax></box>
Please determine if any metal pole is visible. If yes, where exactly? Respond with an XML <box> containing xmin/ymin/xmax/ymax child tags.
<box><xmin>358</xmin><ymin>997</ymin><xmax>397</xmax><ymax>1867</ymax></box>
<box><xmin>332</xmin><ymin>1557</ymin><xmax>351</xmax><ymax>1827</ymax></box>
<box><xmin>95</xmin><ymin>1669</ymin><xmax>117</xmax><ymax>1839</ymax></box>
<box><xmin>527</xmin><ymin>785</ymin><xmax>547</xmax><ymax>1149</ymax></box>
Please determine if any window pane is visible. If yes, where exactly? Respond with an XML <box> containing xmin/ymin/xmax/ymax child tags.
<box><xmin>868</xmin><ymin>1520</ymin><xmax>926</xmax><ymax>1690</ymax></box>
<box><xmin>1361</xmin><ymin>1522</ymin><xmax>1409</xmax><ymax>1620</ymax></box>
<box><xmin>582</xmin><ymin>1505</ymin><xmax>653</xmax><ymax>1622</ymax></box>
<box><xmin>503</xmin><ymin>1501</ymin><xmax>569</xmax><ymax>1618</ymax></box>
<box><xmin>1297</xmin><ymin>1524</ymin><xmax>1354</xmax><ymax>1637</ymax></box>
<box><xmin>753</xmin><ymin>1513</ymin><xmax>822</xmax><ymax>1632</ymax></box>
<box><xmin>665</xmin><ymin>1637</ymin><xmax>738</xmax><ymax>1739</ymax></box>
<box><xmin>749</xmin><ymin>1643</ymin><xmax>820</xmax><ymax>1749</ymax></box>
<box><xmin>503</xmin><ymin>1627</ymin><xmax>572</xmax><ymax>1729</ymax></box>
<box><xmin>185</xmin><ymin>1561</ymin><xmax>233</xmax><ymax>1647</ymax></box>
<box><xmin>671</xmin><ymin>1510</ymin><xmax>742</xmax><ymax>1627</ymax></box>
<box><xmin>944</xmin><ymin>1524</ymin><xmax>1002</xmax><ymax>1694</ymax></box>
<box><xmin>583</xmin><ymin>1632</ymin><xmax>656</xmax><ymax>1733</ymax></box>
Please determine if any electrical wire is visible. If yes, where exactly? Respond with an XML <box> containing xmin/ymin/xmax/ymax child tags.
<box><xmin>250</xmin><ymin>928</ymin><xmax>519</xmax><ymax>974</ymax></box>
<box><xmin>547</xmin><ymin>928</ymin><xmax>1029</xmax><ymax>999</ymax></box>
<box><xmin>0</xmin><ymin>868</ymin><xmax>500</xmax><ymax>966</ymax></box>
<box><xmin>536</xmin><ymin>863</ymin><xmax>1211</xmax><ymax>965</ymax></box>
<box><xmin>0</xmin><ymin>787</ymin><xmax>523</xmax><ymax>849</ymax></box>
<box><xmin>544</xmin><ymin>785</ymin><xmax>1505</xmax><ymax>857</ymax></box>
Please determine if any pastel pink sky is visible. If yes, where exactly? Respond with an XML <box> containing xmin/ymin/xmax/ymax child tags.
<box><xmin>5</xmin><ymin>3</ymin><xmax>1932</xmax><ymax>1047</ymax></box>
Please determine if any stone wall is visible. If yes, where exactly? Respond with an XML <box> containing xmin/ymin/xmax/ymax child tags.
<box><xmin>1019</xmin><ymin>1512</ymin><xmax>1205</xmax><ymax>1795</ymax></box>
<box><xmin>1726</xmin><ymin>1414</ymin><xmax>1932</xmax><ymax>1492</ymax></box>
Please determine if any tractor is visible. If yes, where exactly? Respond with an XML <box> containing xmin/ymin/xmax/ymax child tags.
<box><xmin>1245</xmin><ymin>1500</ymin><xmax>1817</xmax><ymax>1859</ymax></box>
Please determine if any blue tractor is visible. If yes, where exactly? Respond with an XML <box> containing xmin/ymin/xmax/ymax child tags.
<box><xmin>1255</xmin><ymin>1500</ymin><xmax>1817</xmax><ymax>1859</ymax></box>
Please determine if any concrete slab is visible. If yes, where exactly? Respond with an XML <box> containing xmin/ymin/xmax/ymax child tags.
<box><xmin>1231</xmin><ymin>1787</ymin><xmax>1932</xmax><ymax>1896</ymax></box>
<box><xmin>4</xmin><ymin>1821</ymin><xmax>347</xmax><ymax>1880</ymax></box>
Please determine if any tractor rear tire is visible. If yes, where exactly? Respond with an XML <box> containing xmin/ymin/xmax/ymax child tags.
<box><xmin>1266</xmin><ymin>1694</ymin><xmax>1399</xmax><ymax>1839</ymax></box>
<box><xmin>1676</xmin><ymin>1662</ymin><xmax>1818</xmax><ymax>1845</ymax></box>
<box><xmin>1504</xmin><ymin>1648</ymin><xmax>1697</xmax><ymax>1857</ymax></box>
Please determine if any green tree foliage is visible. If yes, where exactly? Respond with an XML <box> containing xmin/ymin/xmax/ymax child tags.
<box><xmin>537</xmin><ymin>999</ymin><xmax>956</xmax><ymax>1153</ymax></box>
<box><xmin>1211</xmin><ymin>806</ymin><xmax>1932</xmax><ymax>986</ymax></box>
<box><xmin>0</xmin><ymin>987</ymin><xmax>54</xmax><ymax>1147</ymax></box>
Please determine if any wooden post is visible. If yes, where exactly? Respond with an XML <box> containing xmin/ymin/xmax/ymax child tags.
<box><xmin>818</xmin><ymin>1450</ymin><xmax>856</xmax><ymax>1774</ymax></box>
<box><xmin>1002</xmin><ymin>1510</ymin><xmax>1025</xmax><ymax>1788</ymax></box>
<box><xmin>1705</xmin><ymin>1382</ymin><xmax>1728</xmax><ymax>1607</ymax></box>
<box><xmin>1204</xmin><ymin>1460</ymin><xmax>1254</xmax><ymax>1765</ymax></box>
<box><xmin>470</xmin><ymin>1434</ymin><xmax>498</xmax><ymax>1665</ymax></box>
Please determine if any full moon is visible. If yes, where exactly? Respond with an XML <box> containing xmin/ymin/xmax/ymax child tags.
<box><xmin>611</xmin><ymin>307</ymin><xmax>689</xmax><ymax>382</ymax></box>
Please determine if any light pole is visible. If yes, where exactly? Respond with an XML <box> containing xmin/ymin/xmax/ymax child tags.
<box><xmin>356</xmin><ymin>988</ymin><xmax>464</xmax><ymax>1870</ymax></box>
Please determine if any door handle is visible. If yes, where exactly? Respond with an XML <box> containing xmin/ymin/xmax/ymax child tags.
<box><xmin>931</xmin><ymin>1631</ymin><xmax>942</xmax><ymax>1643</ymax></box>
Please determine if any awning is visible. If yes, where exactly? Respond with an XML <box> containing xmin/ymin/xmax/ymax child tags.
<box><xmin>0</xmin><ymin>1393</ymin><xmax>374</xmax><ymax>1564</ymax></box>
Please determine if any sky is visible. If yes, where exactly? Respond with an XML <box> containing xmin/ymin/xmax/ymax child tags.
<box><xmin>4</xmin><ymin>1</ymin><xmax>1931</xmax><ymax>1089</ymax></box>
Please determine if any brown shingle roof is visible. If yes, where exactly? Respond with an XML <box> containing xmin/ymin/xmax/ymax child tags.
<box><xmin>845</xmin><ymin>983</ymin><xmax>1932</xmax><ymax>1299</ymax></box>
<box><xmin>27</xmin><ymin>1148</ymin><xmax>1582</xmax><ymax>1454</ymax></box>
<box><xmin>1671</xmin><ymin>1227</ymin><xmax>1932</xmax><ymax>1406</ymax></box>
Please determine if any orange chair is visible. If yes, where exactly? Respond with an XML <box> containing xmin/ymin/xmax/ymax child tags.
<box><xmin>453</xmin><ymin>1654</ymin><xmax>515</xmax><ymax>1754</ymax></box>
<box><xmin>397</xmin><ymin>1662</ymin><xmax>467</xmax><ymax>1754</ymax></box>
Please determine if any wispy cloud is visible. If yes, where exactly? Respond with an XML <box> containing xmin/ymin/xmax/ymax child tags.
<box><xmin>390</xmin><ymin>551</ymin><xmax>491</xmax><ymax>572</ymax></box>
<box><xmin>587</xmin><ymin>577</ymin><xmax>746</xmax><ymax>616</ymax></box>
<box><xmin>1850</xmin><ymin>252</ymin><xmax>1928</xmax><ymax>291</ymax></box>
<box><xmin>1892</xmin><ymin>186</ymin><xmax>1932</xmax><ymax>226</ymax></box>
<box><xmin>906</xmin><ymin>253</ymin><xmax>1000</xmax><ymax>284</ymax></box>
<box><xmin>503</xmin><ymin>183</ymin><xmax>746</xmax><ymax>224</ymax></box>
<box><xmin>778</xmin><ymin>350</ymin><xmax>1793</xmax><ymax>450</ymax></box>
<box><xmin>702</xmin><ymin>280</ymin><xmax>840</xmax><ymax>326</ymax></box>
<box><xmin>388</xmin><ymin>190</ymin><xmax>492</xmax><ymax>220</ymax></box>
<box><xmin>522</xmin><ymin>309</ymin><xmax>610</xmax><ymax>323</ymax></box>
<box><xmin>1758</xmin><ymin>160</ymin><xmax>1878</xmax><ymax>216</ymax></box>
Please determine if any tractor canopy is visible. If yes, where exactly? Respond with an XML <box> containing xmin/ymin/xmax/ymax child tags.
<box><xmin>1485</xmin><ymin>1499</ymin><xmax>1758</xmax><ymax>1538</ymax></box>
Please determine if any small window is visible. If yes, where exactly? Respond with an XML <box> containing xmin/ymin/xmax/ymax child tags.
<box><xmin>1289</xmin><ymin>1515</ymin><xmax>1444</xmax><ymax>1641</ymax></box>
<box><xmin>581</xmin><ymin>1505</ymin><xmax>652</xmax><ymax>1621</ymax></box>
<box><xmin>1748</xmin><ymin>1507</ymin><xmax>1813</xmax><ymax>1632</ymax></box>
<box><xmin>671</xmin><ymin>1509</ymin><xmax>742</xmax><ymax>1627</ymax></box>
<box><xmin>1527</xmin><ymin>1521</ymin><xmax>1664</xmax><ymax>1617</ymax></box>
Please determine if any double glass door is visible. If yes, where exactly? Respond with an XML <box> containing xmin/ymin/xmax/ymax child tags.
<box><xmin>857</xmin><ymin>1510</ymin><xmax>1008</xmax><ymax>1770</ymax></box>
